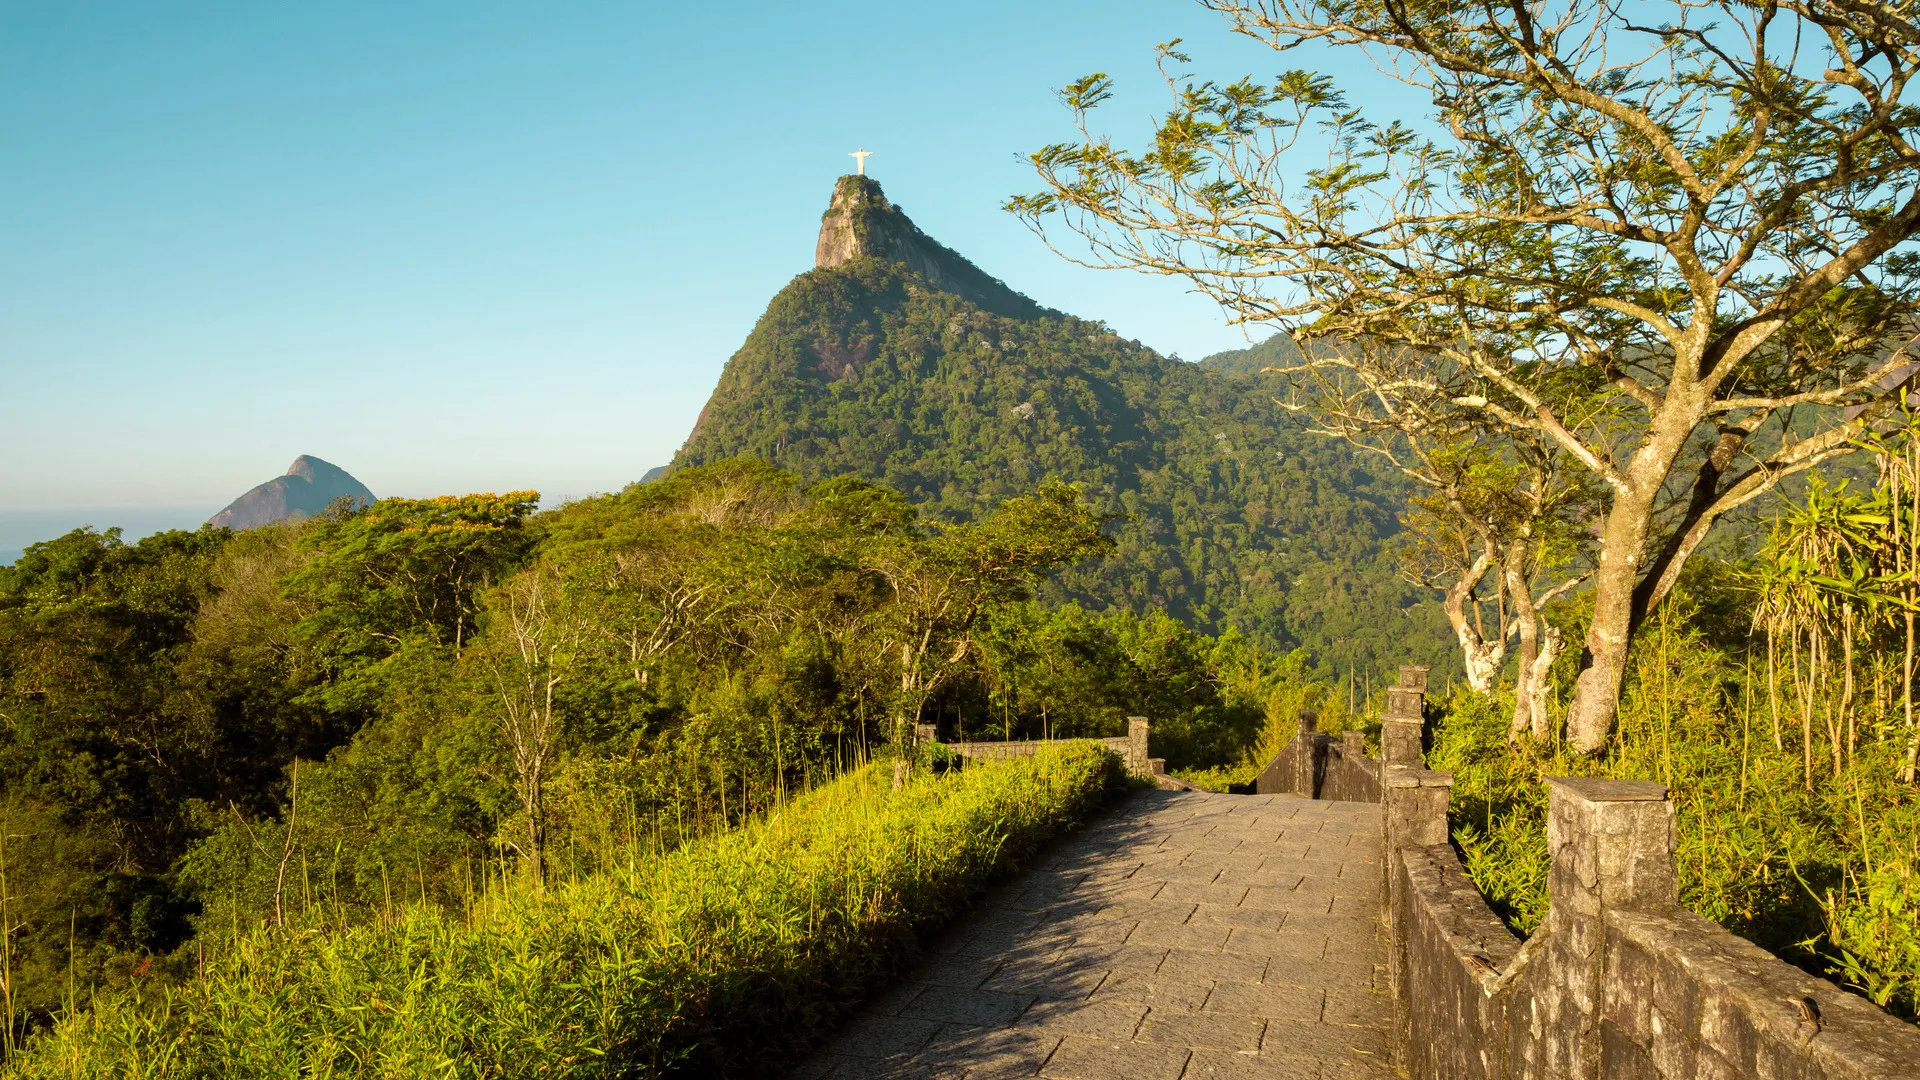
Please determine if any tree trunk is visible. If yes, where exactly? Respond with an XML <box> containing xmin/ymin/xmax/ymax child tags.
<box><xmin>1445</xmin><ymin>549</ymin><xmax>1505</xmax><ymax>692</ymax></box>
<box><xmin>1564</xmin><ymin>391</ymin><xmax>1713</xmax><ymax>754</ymax></box>
<box><xmin>1566</xmin><ymin>484</ymin><xmax>1658</xmax><ymax>752</ymax></box>
<box><xmin>1801</xmin><ymin>632</ymin><xmax>1816</xmax><ymax>791</ymax></box>
<box><xmin>1505</xmin><ymin>542</ymin><xmax>1538</xmax><ymax>743</ymax></box>
<box><xmin>1907</xmin><ymin>442</ymin><xmax>1919</xmax><ymax>783</ymax></box>
<box><xmin>523</xmin><ymin>765</ymin><xmax>545</xmax><ymax>886</ymax></box>
<box><xmin>1529</xmin><ymin>626</ymin><xmax>1564</xmax><ymax>740</ymax></box>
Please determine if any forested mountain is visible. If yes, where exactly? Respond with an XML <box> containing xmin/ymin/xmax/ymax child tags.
<box><xmin>675</xmin><ymin>175</ymin><xmax>1452</xmax><ymax>678</ymax></box>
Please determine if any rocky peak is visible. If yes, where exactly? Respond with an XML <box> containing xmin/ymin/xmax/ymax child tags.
<box><xmin>209</xmin><ymin>455</ymin><xmax>375</xmax><ymax>531</ymax></box>
<box><xmin>286</xmin><ymin>454</ymin><xmax>349</xmax><ymax>485</ymax></box>
<box><xmin>814</xmin><ymin>175</ymin><xmax>1048</xmax><ymax>320</ymax></box>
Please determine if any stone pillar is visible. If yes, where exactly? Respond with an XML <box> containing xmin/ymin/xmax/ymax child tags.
<box><xmin>1294</xmin><ymin>708</ymin><xmax>1321</xmax><ymax>795</ymax></box>
<box><xmin>1383</xmin><ymin>766</ymin><xmax>1451</xmax><ymax>848</ymax></box>
<box><xmin>1380</xmin><ymin>672</ymin><xmax>1426</xmax><ymax>766</ymax></box>
<box><xmin>1127</xmin><ymin>716</ymin><xmax>1149</xmax><ymax>776</ymax></box>
<box><xmin>1533</xmin><ymin>777</ymin><xmax>1676</xmax><ymax>1080</ymax></box>
<box><xmin>1339</xmin><ymin>731</ymin><xmax>1367</xmax><ymax>801</ymax></box>
<box><xmin>913</xmin><ymin>723</ymin><xmax>937</xmax><ymax>746</ymax></box>
<box><xmin>1382</xmin><ymin>765</ymin><xmax>1453</xmax><ymax>1067</ymax></box>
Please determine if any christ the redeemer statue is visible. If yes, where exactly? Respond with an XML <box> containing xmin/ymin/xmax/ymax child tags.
<box><xmin>850</xmin><ymin>148</ymin><xmax>872</xmax><ymax>175</ymax></box>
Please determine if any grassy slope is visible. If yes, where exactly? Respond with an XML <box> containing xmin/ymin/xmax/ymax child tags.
<box><xmin>6</xmin><ymin>744</ymin><xmax>1128</xmax><ymax>1079</ymax></box>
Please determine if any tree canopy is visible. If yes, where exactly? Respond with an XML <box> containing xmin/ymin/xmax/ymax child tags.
<box><xmin>1013</xmin><ymin>0</ymin><xmax>1920</xmax><ymax>750</ymax></box>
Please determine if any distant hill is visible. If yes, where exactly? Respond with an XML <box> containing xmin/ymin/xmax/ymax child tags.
<box><xmin>671</xmin><ymin>176</ymin><xmax>1454</xmax><ymax>677</ymax></box>
<box><xmin>209</xmin><ymin>456</ymin><xmax>374</xmax><ymax>531</ymax></box>
<box><xmin>1197</xmin><ymin>334</ymin><xmax>1304</xmax><ymax>376</ymax></box>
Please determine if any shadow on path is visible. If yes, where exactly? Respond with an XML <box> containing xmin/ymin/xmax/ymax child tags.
<box><xmin>791</xmin><ymin>790</ymin><xmax>1398</xmax><ymax>1080</ymax></box>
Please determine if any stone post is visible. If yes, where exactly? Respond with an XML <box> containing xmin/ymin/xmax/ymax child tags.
<box><xmin>1127</xmin><ymin>716</ymin><xmax>1150</xmax><ymax>776</ymax></box>
<box><xmin>1295</xmin><ymin>708</ymin><xmax>1321</xmax><ymax>795</ymax></box>
<box><xmin>1383</xmin><ymin>767</ymin><xmax>1451</xmax><ymax>848</ymax></box>
<box><xmin>1339</xmin><ymin>730</ymin><xmax>1367</xmax><ymax>801</ymax></box>
<box><xmin>1532</xmin><ymin>777</ymin><xmax>1676</xmax><ymax>1080</ymax></box>
<box><xmin>1382</xmin><ymin>765</ymin><xmax>1453</xmax><ymax>1067</ymax></box>
<box><xmin>1381</xmin><ymin>669</ymin><xmax>1427</xmax><ymax>766</ymax></box>
<box><xmin>913</xmin><ymin>723</ymin><xmax>937</xmax><ymax>746</ymax></box>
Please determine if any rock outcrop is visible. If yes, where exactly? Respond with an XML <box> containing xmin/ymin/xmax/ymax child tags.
<box><xmin>814</xmin><ymin>175</ymin><xmax>1048</xmax><ymax>320</ymax></box>
<box><xmin>208</xmin><ymin>455</ymin><xmax>375</xmax><ymax>530</ymax></box>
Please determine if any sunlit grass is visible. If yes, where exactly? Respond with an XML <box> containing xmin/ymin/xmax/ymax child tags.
<box><xmin>5</xmin><ymin>742</ymin><xmax>1126</xmax><ymax>1079</ymax></box>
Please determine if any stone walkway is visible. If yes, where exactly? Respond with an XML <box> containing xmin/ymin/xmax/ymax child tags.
<box><xmin>793</xmin><ymin>790</ymin><xmax>1397</xmax><ymax>1080</ymax></box>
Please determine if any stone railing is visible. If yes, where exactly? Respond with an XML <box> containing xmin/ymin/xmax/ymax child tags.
<box><xmin>919</xmin><ymin>717</ymin><xmax>1192</xmax><ymax>788</ymax></box>
<box><xmin>1245</xmin><ymin>711</ymin><xmax>1384</xmax><ymax>801</ymax></box>
<box><xmin>1243</xmin><ymin>666</ymin><xmax>1422</xmax><ymax>800</ymax></box>
<box><xmin>1248</xmin><ymin>665</ymin><xmax>1920</xmax><ymax>1078</ymax></box>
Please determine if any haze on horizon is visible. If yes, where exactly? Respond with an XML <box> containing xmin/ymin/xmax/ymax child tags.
<box><xmin>0</xmin><ymin>2</ymin><xmax>1407</xmax><ymax>536</ymax></box>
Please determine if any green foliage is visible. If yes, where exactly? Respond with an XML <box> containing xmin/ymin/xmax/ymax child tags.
<box><xmin>282</xmin><ymin>491</ymin><xmax>540</xmax><ymax>713</ymax></box>
<box><xmin>5</xmin><ymin>744</ymin><xmax>1126</xmax><ymax>1079</ymax></box>
<box><xmin>1195</xmin><ymin>334</ymin><xmax>1302</xmax><ymax>377</ymax></box>
<box><xmin>1430</xmin><ymin>590</ymin><xmax>1920</xmax><ymax>1019</ymax></box>
<box><xmin>0</xmin><ymin>526</ymin><xmax>256</xmax><ymax>1031</ymax></box>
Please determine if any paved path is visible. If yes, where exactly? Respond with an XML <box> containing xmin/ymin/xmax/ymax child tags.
<box><xmin>793</xmin><ymin>790</ymin><xmax>1397</xmax><ymax>1080</ymax></box>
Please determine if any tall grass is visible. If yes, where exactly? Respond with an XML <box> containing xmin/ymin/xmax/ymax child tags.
<box><xmin>4</xmin><ymin>742</ymin><xmax>1127</xmax><ymax>1079</ymax></box>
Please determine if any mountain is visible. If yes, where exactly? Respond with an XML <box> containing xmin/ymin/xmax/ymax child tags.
<box><xmin>672</xmin><ymin>176</ymin><xmax>1453</xmax><ymax>677</ymax></box>
<box><xmin>208</xmin><ymin>455</ymin><xmax>375</xmax><ymax>531</ymax></box>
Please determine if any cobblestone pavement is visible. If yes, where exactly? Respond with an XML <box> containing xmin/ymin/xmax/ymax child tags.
<box><xmin>792</xmin><ymin>790</ymin><xmax>1397</xmax><ymax>1080</ymax></box>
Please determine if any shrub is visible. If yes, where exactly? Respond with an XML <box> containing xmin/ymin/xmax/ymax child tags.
<box><xmin>6</xmin><ymin>743</ymin><xmax>1127</xmax><ymax>1078</ymax></box>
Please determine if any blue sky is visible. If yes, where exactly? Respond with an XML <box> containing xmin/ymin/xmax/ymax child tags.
<box><xmin>1</xmin><ymin>1</ymin><xmax>1407</xmax><ymax>544</ymax></box>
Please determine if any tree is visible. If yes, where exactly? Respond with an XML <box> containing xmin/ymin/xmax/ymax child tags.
<box><xmin>477</xmin><ymin>562</ymin><xmax>583</xmax><ymax>884</ymax></box>
<box><xmin>866</xmin><ymin>483</ymin><xmax>1116</xmax><ymax>743</ymax></box>
<box><xmin>1013</xmin><ymin>1</ymin><xmax>1920</xmax><ymax>751</ymax></box>
<box><xmin>1270</xmin><ymin>345</ymin><xmax>1596</xmax><ymax>731</ymax></box>
<box><xmin>1391</xmin><ymin>433</ymin><xmax>1594</xmax><ymax>739</ymax></box>
<box><xmin>283</xmin><ymin>492</ymin><xmax>539</xmax><ymax>711</ymax></box>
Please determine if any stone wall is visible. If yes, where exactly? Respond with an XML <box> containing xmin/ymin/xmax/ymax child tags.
<box><xmin>1320</xmin><ymin>731</ymin><xmax>1382</xmax><ymax>802</ymax></box>
<box><xmin>1356</xmin><ymin>672</ymin><xmax>1920</xmax><ymax>1079</ymax></box>
<box><xmin>1250</xmin><ymin>724</ymin><xmax>1382</xmax><ymax>801</ymax></box>
<box><xmin>1247</xmin><ymin>667</ymin><xmax>1418</xmax><ymax>799</ymax></box>
<box><xmin>932</xmin><ymin>717</ymin><xmax>1158</xmax><ymax>778</ymax></box>
<box><xmin>1383</xmin><ymin>773</ymin><xmax>1920</xmax><ymax>1078</ymax></box>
